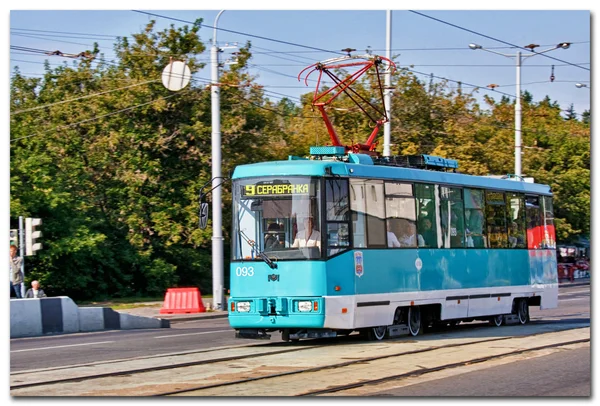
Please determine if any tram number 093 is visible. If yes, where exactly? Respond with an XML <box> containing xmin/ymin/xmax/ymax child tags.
<box><xmin>235</xmin><ymin>266</ymin><xmax>255</xmax><ymax>277</ymax></box>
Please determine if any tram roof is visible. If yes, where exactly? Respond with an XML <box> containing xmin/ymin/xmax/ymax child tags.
<box><xmin>232</xmin><ymin>159</ymin><xmax>552</xmax><ymax>196</ymax></box>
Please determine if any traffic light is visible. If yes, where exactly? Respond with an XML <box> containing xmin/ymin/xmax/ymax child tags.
<box><xmin>25</xmin><ymin>218</ymin><xmax>42</xmax><ymax>256</ymax></box>
<box><xmin>10</xmin><ymin>229</ymin><xmax>19</xmax><ymax>247</ymax></box>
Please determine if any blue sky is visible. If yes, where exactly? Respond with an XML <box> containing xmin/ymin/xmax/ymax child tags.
<box><xmin>7</xmin><ymin>5</ymin><xmax>592</xmax><ymax>117</ymax></box>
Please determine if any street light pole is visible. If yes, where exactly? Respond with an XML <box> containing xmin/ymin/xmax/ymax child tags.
<box><xmin>514</xmin><ymin>51</ymin><xmax>522</xmax><ymax>177</ymax></box>
<box><xmin>469</xmin><ymin>42</ymin><xmax>570</xmax><ymax>178</ymax></box>
<box><xmin>383</xmin><ymin>10</ymin><xmax>392</xmax><ymax>157</ymax></box>
<box><xmin>211</xmin><ymin>10</ymin><xmax>225</xmax><ymax>310</ymax></box>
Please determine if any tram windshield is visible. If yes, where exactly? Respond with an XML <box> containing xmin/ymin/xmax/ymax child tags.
<box><xmin>232</xmin><ymin>177</ymin><xmax>322</xmax><ymax>261</ymax></box>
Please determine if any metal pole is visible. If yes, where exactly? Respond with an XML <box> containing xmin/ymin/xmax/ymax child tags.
<box><xmin>514</xmin><ymin>51</ymin><xmax>522</xmax><ymax>178</ymax></box>
<box><xmin>211</xmin><ymin>10</ymin><xmax>225</xmax><ymax>310</ymax></box>
<box><xmin>19</xmin><ymin>216</ymin><xmax>25</xmax><ymax>297</ymax></box>
<box><xmin>383</xmin><ymin>10</ymin><xmax>392</xmax><ymax>157</ymax></box>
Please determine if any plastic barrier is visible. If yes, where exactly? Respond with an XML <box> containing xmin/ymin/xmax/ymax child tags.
<box><xmin>160</xmin><ymin>287</ymin><xmax>206</xmax><ymax>314</ymax></box>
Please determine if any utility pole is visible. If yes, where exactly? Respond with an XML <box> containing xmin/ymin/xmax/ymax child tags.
<box><xmin>19</xmin><ymin>216</ymin><xmax>25</xmax><ymax>298</ymax></box>
<box><xmin>383</xmin><ymin>10</ymin><xmax>392</xmax><ymax>157</ymax></box>
<box><xmin>211</xmin><ymin>10</ymin><xmax>225</xmax><ymax>311</ymax></box>
<box><xmin>514</xmin><ymin>51</ymin><xmax>522</xmax><ymax>177</ymax></box>
<box><xmin>469</xmin><ymin>42</ymin><xmax>570</xmax><ymax>178</ymax></box>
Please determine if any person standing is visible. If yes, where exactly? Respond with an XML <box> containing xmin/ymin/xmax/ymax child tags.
<box><xmin>25</xmin><ymin>280</ymin><xmax>47</xmax><ymax>298</ymax></box>
<box><xmin>10</xmin><ymin>245</ymin><xmax>23</xmax><ymax>298</ymax></box>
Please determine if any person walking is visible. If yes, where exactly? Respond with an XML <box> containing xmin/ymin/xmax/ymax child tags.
<box><xmin>25</xmin><ymin>280</ymin><xmax>47</xmax><ymax>298</ymax></box>
<box><xmin>10</xmin><ymin>245</ymin><xmax>23</xmax><ymax>298</ymax></box>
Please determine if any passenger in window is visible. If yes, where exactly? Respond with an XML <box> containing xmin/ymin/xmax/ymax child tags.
<box><xmin>396</xmin><ymin>220</ymin><xmax>421</xmax><ymax>247</ymax></box>
<box><xmin>264</xmin><ymin>223</ymin><xmax>282</xmax><ymax>251</ymax></box>
<box><xmin>467</xmin><ymin>210</ymin><xmax>485</xmax><ymax>247</ymax></box>
<box><xmin>508</xmin><ymin>222</ymin><xmax>525</xmax><ymax>248</ymax></box>
<box><xmin>292</xmin><ymin>216</ymin><xmax>321</xmax><ymax>250</ymax></box>
<box><xmin>418</xmin><ymin>218</ymin><xmax>436</xmax><ymax>248</ymax></box>
<box><xmin>387</xmin><ymin>223</ymin><xmax>401</xmax><ymax>248</ymax></box>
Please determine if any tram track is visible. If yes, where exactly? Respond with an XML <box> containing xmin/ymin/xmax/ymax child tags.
<box><xmin>10</xmin><ymin>343</ymin><xmax>318</xmax><ymax>390</ymax></box>
<box><xmin>298</xmin><ymin>338</ymin><xmax>590</xmax><ymax>396</ymax></box>
<box><xmin>153</xmin><ymin>327</ymin><xmax>589</xmax><ymax>396</ymax></box>
<box><xmin>10</xmin><ymin>324</ymin><xmax>590</xmax><ymax>396</ymax></box>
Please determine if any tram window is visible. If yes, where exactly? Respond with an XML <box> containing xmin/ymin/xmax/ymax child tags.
<box><xmin>415</xmin><ymin>183</ymin><xmax>439</xmax><ymax>248</ymax></box>
<box><xmin>440</xmin><ymin>186</ymin><xmax>465</xmax><ymax>248</ymax></box>
<box><xmin>542</xmin><ymin>196</ymin><xmax>556</xmax><ymax>249</ymax></box>
<box><xmin>464</xmin><ymin>188</ymin><xmax>486</xmax><ymax>248</ymax></box>
<box><xmin>485</xmin><ymin>191</ymin><xmax>508</xmax><ymax>248</ymax></box>
<box><xmin>350</xmin><ymin>179</ymin><xmax>386</xmax><ymax>248</ymax></box>
<box><xmin>325</xmin><ymin>179</ymin><xmax>351</xmax><ymax>257</ymax></box>
<box><xmin>325</xmin><ymin>179</ymin><xmax>349</xmax><ymax>221</ymax></box>
<box><xmin>525</xmin><ymin>195</ymin><xmax>543</xmax><ymax>249</ymax></box>
<box><xmin>385</xmin><ymin>182</ymin><xmax>417</xmax><ymax>248</ymax></box>
<box><xmin>232</xmin><ymin>177</ymin><xmax>323</xmax><ymax>261</ymax></box>
<box><xmin>326</xmin><ymin>223</ymin><xmax>350</xmax><ymax>257</ymax></box>
<box><xmin>507</xmin><ymin>193</ymin><xmax>527</xmax><ymax>249</ymax></box>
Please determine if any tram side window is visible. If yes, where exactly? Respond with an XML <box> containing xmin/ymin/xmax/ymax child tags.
<box><xmin>507</xmin><ymin>193</ymin><xmax>527</xmax><ymax>249</ymax></box>
<box><xmin>415</xmin><ymin>183</ymin><xmax>439</xmax><ymax>248</ymax></box>
<box><xmin>525</xmin><ymin>195</ymin><xmax>543</xmax><ymax>249</ymax></box>
<box><xmin>440</xmin><ymin>186</ymin><xmax>465</xmax><ymax>248</ymax></box>
<box><xmin>325</xmin><ymin>179</ymin><xmax>350</xmax><ymax>257</ymax></box>
<box><xmin>485</xmin><ymin>191</ymin><xmax>508</xmax><ymax>248</ymax></box>
<box><xmin>464</xmin><ymin>188</ymin><xmax>486</xmax><ymax>248</ymax></box>
<box><xmin>350</xmin><ymin>179</ymin><xmax>386</xmax><ymax>248</ymax></box>
<box><xmin>384</xmin><ymin>182</ymin><xmax>417</xmax><ymax>248</ymax></box>
<box><xmin>542</xmin><ymin>196</ymin><xmax>556</xmax><ymax>249</ymax></box>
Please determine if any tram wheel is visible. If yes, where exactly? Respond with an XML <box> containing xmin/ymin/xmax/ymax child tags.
<box><xmin>517</xmin><ymin>299</ymin><xmax>530</xmax><ymax>325</ymax></box>
<box><xmin>408</xmin><ymin>306</ymin><xmax>421</xmax><ymax>336</ymax></box>
<box><xmin>368</xmin><ymin>326</ymin><xmax>387</xmax><ymax>341</ymax></box>
<box><xmin>489</xmin><ymin>315</ymin><xmax>504</xmax><ymax>327</ymax></box>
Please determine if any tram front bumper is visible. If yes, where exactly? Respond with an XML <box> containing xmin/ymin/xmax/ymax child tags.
<box><xmin>228</xmin><ymin>297</ymin><xmax>325</xmax><ymax>329</ymax></box>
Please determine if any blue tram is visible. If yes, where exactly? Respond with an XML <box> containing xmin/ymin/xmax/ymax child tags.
<box><xmin>228</xmin><ymin>149</ymin><xmax>557</xmax><ymax>341</ymax></box>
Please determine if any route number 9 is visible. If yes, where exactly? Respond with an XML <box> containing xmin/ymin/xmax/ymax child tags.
<box><xmin>236</xmin><ymin>266</ymin><xmax>254</xmax><ymax>277</ymax></box>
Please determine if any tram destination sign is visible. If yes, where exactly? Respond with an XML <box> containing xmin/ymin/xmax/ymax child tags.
<box><xmin>242</xmin><ymin>182</ymin><xmax>313</xmax><ymax>197</ymax></box>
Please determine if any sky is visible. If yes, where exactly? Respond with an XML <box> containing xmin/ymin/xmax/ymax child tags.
<box><xmin>7</xmin><ymin>6</ymin><xmax>592</xmax><ymax>117</ymax></box>
<box><xmin>4</xmin><ymin>1</ymin><xmax>596</xmax><ymax>404</ymax></box>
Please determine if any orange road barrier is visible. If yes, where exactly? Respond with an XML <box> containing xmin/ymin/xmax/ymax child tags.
<box><xmin>160</xmin><ymin>287</ymin><xmax>206</xmax><ymax>314</ymax></box>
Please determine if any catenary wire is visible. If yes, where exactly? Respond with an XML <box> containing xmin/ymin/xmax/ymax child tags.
<box><xmin>408</xmin><ymin>10</ymin><xmax>590</xmax><ymax>71</ymax></box>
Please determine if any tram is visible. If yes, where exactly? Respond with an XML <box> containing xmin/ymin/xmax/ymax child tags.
<box><xmin>226</xmin><ymin>53</ymin><xmax>557</xmax><ymax>341</ymax></box>
<box><xmin>227</xmin><ymin>149</ymin><xmax>558</xmax><ymax>341</ymax></box>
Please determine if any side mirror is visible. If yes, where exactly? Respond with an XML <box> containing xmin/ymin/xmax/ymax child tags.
<box><xmin>199</xmin><ymin>202</ymin><xmax>209</xmax><ymax>229</ymax></box>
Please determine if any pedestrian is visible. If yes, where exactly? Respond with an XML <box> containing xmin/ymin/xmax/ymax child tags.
<box><xmin>25</xmin><ymin>280</ymin><xmax>47</xmax><ymax>298</ymax></box>
<box><xmin>10</xmin><ymin>244</ymin><xmax>23</xmax><ymax>298</ymax></box>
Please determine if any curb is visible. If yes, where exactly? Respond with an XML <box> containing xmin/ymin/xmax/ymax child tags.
<box><xmin>162</xmin><ymin>313</ymin><xmax>229</xmax><ymax>323</ymax></box>
<box><xmin>559</xmin><ymin>279</ymin><xmax>590</xmax><ymax>288</ymax></box>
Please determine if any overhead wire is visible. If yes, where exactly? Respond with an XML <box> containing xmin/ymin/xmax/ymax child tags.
<box><xmin>132</xmin><ymin>10</ymin><xmax>344</xmax><ymax>56</ymax></box>
<box><xmin>11</xmin><ymin>79</ymin><xmax>161</xmax><ymax>115</ymax></box>
<box><xmin>408</xmin><ymin>10</ymin><xmax>590</xmax><ymax>72</ymax></box>
<box><xmin>11</xmin><ymin>88</ymin><xmax>192</xmax><ymax>143</ymax></box>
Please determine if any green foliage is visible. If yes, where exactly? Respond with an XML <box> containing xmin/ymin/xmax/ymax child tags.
<box><xmin>10</xmin><ymin>25</ymin><xmax>590</xmax><ymax>300</ymax></box>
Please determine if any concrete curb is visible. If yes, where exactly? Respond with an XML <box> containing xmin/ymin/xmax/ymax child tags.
<box><xmin>559</xmin><ymin>279</ymin><xmax>590</xmax><ymax>288</ymax></box>
<box><xmin>10</xmin><ymin>297</ymin><xmax>169</xmax><ymax>338</ymax></box>
<box><xmin>162</xmin><ymin>312</ymin><xmax>229</xmax><ymax>323</ymax></box>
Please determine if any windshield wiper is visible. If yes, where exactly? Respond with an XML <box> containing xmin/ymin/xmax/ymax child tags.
<box><xmin>239</xmin><ymin>229</ymin><xmax>278</xmax><ymax>269</ymax></box>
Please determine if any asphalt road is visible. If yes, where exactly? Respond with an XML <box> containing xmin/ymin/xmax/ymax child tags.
<box><xmin>10</xmin><ymin>283</ymin><xmax>590</xmax><ymax>373</ymax></box>
<box><xmin>370</xmin><ymin>345</ymin><xmax>590</xmax><ymax>396</ymax></box>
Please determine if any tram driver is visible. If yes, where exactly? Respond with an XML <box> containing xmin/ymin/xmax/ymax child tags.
<box><xmin>292</xmin><ymin>216</ymin><xmax>321</xmax><ymax>251</ymax></box>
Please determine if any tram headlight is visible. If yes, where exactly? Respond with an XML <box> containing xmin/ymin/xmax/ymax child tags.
<box><xmin>236</xmin><ymin>301</ymin><xmax>251</xmax><ymax>312</ymax></box>
<box><xmin>298</xmin><ymin>301</ymin><xmax>312</xmax><ymax>312</ymax></box>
